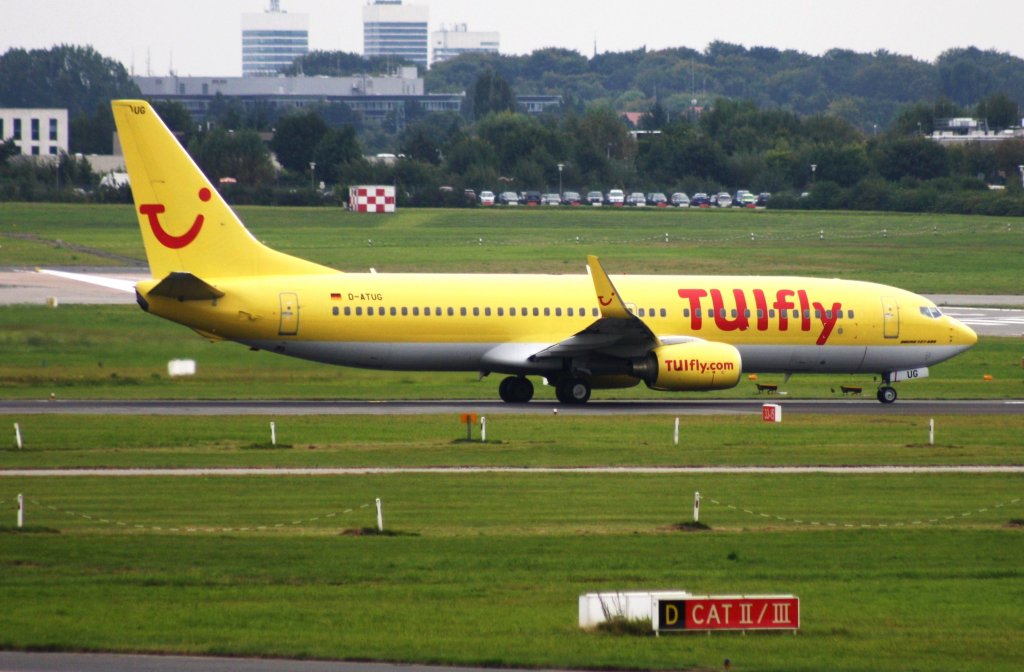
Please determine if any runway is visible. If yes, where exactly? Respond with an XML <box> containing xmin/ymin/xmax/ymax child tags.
<box><xmin>1</xmin><ymin>398</ymin><xmax>1022</xmax><ymax>416</ymax></box>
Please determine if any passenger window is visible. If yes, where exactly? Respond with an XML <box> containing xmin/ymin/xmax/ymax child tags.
<box><xmin>332</xmin><ymin>307</ymin><xmax>340</xmax><ymax>316</ymax></box>
<box><xmin>460</xmin><ymin>307</ymin><xmax>467</xmax><ymax>316</ymax></box>
<box><xmin>473</xmin><ymin>307</ymin><xmax>480</xmax><ymax>316</ymax></box>
<box><xmin>344</xmin><ymin>306</ymin><xmax>351</xmax><ymax>316</ymax></box>
<box><xmin>356</xmin><ymin>307</ymin><xmax>363</xmax><ymax>316</ymax></box>
<box><xmin>401</xmin><ymin>307</ymin><xmax>408</xmax><ymax>316</ymax></box>
<box><xmin>485</xmin><ymin>307</ymin><xmax>492</xmax><ymax>316</ymax></box>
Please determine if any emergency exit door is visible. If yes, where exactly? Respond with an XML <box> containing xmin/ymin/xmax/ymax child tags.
<box><xmin>279</xmin><ymin>292</ymin><xmax>299</xmax><ymax>335</ymax></box>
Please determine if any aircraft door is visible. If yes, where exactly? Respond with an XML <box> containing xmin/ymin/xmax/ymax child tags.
<box><xmin>881</xmin><ymin>297</ymin><xmax>899</xmax><ymax>339</ymax></box>
<box><xmin>279</xmin><ymin>292</ymin><xmax>299</xmax><ymax>336</ymax></box>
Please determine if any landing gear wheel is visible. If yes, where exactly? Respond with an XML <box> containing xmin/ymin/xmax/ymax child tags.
<box><xmin>876</xmin><ymin>386</ymin><xmax>897</xmax><ymax>404</ymax></box>
<box><xmin>499</xmin><ymin>376</ymin><xmax>534</xmax><ymax>403</ymax></box>
<box><xmin>555</xmin><ymin>377</ymin><xmax>591</xmax><ymax>404</ymax></box>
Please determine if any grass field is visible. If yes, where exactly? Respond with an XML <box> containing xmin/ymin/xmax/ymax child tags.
<box><xmin>1</xmin><ymin>202</ymin><xmax>1023</xmax><ymax>670</ymax></box>
<box><xmin>2</xmin><ymin>202</ymin><xmax>1024</xmax><ymax>292</ymax></box>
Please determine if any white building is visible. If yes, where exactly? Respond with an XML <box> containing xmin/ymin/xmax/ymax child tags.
<box><xmin>242</xmin><ymin>1</ymin><xmax>309</xmax><ymax>77</ymax></box>
<box><xmin>0</xmin><ymin>108</ymin><xmax>68</xmax><ymax>157</ymax></box>
<box><xmin>431</xmin><ymin>24</ymin><xmax>499</xmax><ymax>66</ymax></box>
<box><xmin>363</xmin><ymin>1</ymin><xmax>429</xmax><ymax>69</ymax></box>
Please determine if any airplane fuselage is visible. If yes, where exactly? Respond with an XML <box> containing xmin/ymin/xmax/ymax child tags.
<box><xmin>138</xmin><ymin>271</ymin><xmax>975</xmax><ymax>379</ymax></box>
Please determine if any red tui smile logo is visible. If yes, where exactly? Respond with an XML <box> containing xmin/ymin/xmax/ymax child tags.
<box><xmin>139</xmin><ymin>188</ymin><xmax>211</xmax><ymax>249</ymax></box>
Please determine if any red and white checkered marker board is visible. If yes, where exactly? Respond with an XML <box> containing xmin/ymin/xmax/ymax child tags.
<box><xmin>350</xmin><ymin>185</ymin><xmax>396</xmax><ymax>213</ymax></box>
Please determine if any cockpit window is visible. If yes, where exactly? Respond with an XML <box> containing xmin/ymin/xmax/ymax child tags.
<box><xmin>919</xmin><ymin>306</ymin><xmax>943</xmax><ymax>319</ymax></box>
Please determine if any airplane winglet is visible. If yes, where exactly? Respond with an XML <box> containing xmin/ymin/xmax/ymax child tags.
<box><xmin>587</xmin><ymin>255</ymin><xmax>632</xmax><ymax>319</ymax></box>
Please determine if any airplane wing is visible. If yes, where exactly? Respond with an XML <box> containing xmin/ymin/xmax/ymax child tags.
<box><xmin>530</xmin><ymin>256</ymin><xmax>662</xmax><ymax>361</ymax></box>
<box><xmin>37</xmin><ymin>268</ymin><xmax>138</xmax><ymax>293</ymax></box>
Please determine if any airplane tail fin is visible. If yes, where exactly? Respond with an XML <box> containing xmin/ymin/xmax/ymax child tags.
<box><xmin>112</xmin><ymin>100</ymin><xmax>333</xmax><ymax>280</ymax></box>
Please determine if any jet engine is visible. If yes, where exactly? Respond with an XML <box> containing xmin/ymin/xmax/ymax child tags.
<box><xmin>631</xmin><ymin>341</ymin><xmax>743</xmax><ymax>391</ymax></box>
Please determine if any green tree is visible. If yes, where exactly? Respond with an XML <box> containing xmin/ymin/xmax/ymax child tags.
<box><xmin>872</xmin><ymin>137</ymin><xmax>949</xmax><ymax>181</ymax></box>
<box><xmin>188</xmin><ymin>128</ymin><xmax>274</xmax><ymax>186</ymax></box>
<box><xmin>312</xmin><ymin>126</ymin><xmax>362</xmax><ymax>183</ymax></box>
<box><xmin>975</xmin><ymin>92</ymin><xmax>1020</xmax><ymax>130</ymax></box>
<box><xmin>271</xmin><ymin>112</ymin><xmax>329</xmax><ymax>174</ymax></box>
<box><xmin>467</xmin><ymin>69</ymin><xmax>517</xmax><ymax>120</ymax></box>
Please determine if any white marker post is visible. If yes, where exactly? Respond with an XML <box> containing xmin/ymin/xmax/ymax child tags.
<box><xmin>270</xmin><ymin>421</ymin><xmax>277</xmax><ymax>446</ymax></box>
<box><xmin>375</xmin><ymin>498</ymin><xmax>384</xmax><ymax>532</ymax></box>
<box><xmin>480</xmin><ymin>416</ymin><xmax>487</xmax><ymax>442</ymax></box>
<box><xmin>14</xmin><ymin>422</ymin><xmax>22</xmax><ymax>449</ymax></box>
<box><xmin>693</xmin><ymin>491</ymin><xmax>700</xmax><ymax>523</ymax></box>
<box><xmin>673</xmin><ymin>417</ymin><xmax>680</xmax><ymax>446</ymax></box>
<box><xmin>929</xmin><ymin>418</ymin><xmax>935</xmax><ymax>446</ymax></box>
<box><xmin>17</xmin><ymin>493</ymin><xmax>24</xmax><ymax>528</ymax></box>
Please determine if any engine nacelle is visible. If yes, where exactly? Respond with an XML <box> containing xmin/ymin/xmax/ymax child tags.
<box><xmin>632</xmin><ymin>341</ymin><xmax>743</xmax><ymax>391</ymax></box>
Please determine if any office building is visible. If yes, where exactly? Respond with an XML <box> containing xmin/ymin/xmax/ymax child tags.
<box><xmin>0</xmin><ymin>108</ymin><xmax>68</xmax><ymax>157</ymax></box>
<box><xmin>431</xmin><ymin>24</ymin><xmax>499</xmax><ymax>66</ymax></box>
<box><xmin>363</xmin><ymin>1</ymin><xmax>429</xmax><ymax>69</ymax></box>
<box><xmin>242</xmin><ymin>1</ymin><xmax>309</xmax><ymax>77</ymax></box>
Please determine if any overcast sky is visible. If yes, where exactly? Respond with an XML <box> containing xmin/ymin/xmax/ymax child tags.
<box><xmin>2</xmin><ymin>0</ymin><xmax>1022</xmax><ymax>77</ymax></box>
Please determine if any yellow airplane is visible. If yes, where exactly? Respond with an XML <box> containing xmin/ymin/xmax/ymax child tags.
<box><xmin>106</xmin><ymin>99</ymin><xmax>977</xmax><ymax>404</ymax></box>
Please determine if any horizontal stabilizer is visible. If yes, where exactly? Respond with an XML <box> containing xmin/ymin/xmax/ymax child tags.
<box><xmin>147</xmin><ymin>272</ymin><xmax>225</xmax><ymax>301</ymax></box>
<box><xmin>37</xmin><ymin>268</ymin><xmax>137</xmax><ymax>293</ymax></box>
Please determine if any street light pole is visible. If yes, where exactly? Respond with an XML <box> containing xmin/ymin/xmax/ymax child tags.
<box><xmin>309</xmin><ymin>161</ymin><xmax>316</xmax><ymax>192</ymax></box>
<box><xmin>557</xmin><ymin>163</ymin><xmax>564</xmax><ymax>196</ymax></box>
<box><xmin>810</xmin><ymin>163</ymin><xmax>817</xmax><ymax>186</ymax></box>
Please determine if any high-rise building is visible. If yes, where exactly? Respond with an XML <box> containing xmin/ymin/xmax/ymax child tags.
<box><xmin>241</xmin><ymin>1</ymin><xmax>309</xmax><ymax>77</ymax></box>
<box><xmin>363</xmin><ymin>1</ymin><xmax>429</xmax><ymax>69</ymax></box>
<box><xmin>431</xmin><ymin>24</ymin><xmax>500</xmax><ymax>66</ymax></box>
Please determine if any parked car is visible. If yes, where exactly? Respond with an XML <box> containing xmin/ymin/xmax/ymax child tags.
<box><xmin>691</xmin><ymin>192</ymin><xmax>710</xmax><ymax>207</ymax></box>
<box><xmin>606</xmin><ymin>189</ymin><xmax>626</xmax><ymax>205</ymax></box>
<box><xmin>755</xmin><ymin>192</ymin><xmax>771</xmax><ymax>207</ymax></box>
<box><xmin>499</xmin><ymin>191</ymin><xmax>520</xmax><ymax>205</ymax></box>
<box><xmin>562</xmin><ymin>191</ymin><xmax>582</xmax><ymax>206</ymax></box>
<box><xmin>714</xmin><ymin>192</ymin><xmax>733</xmax><ymax>208</ymax></box>
<box><xmin>541</xmin><ymin>193</ymin><xmax>561</xmax><ymax>206</ymax></box>
<box><xmin>735</xmin><ymin>190</ymin><xmax>757</xmax><ymax>208</ymax></box>
<box><xmin>646</xmin><ymin>192</ymin><xmax>668</xmax><ymax>207</ymax></box>
<box><xmin>586</xmin><ymin>190</ymin><xmax>604</xmax><ymax>206</ymax></box>
<box><xmin>627</xmin><ymin>192</ymin><xmax>647</xmax><ymax>206</ymax></box>
<box><xmin>479</xmin><ymin>190</ymin><xmax>495</xmax><ymax>206</ymax></box>
<box><xmin>521</xmin><ymin>190</ymin><xmax>542</xmax><ymax>206</ymax></box>
<box><xmin>670</xmin><ymin>192</ymin><xmax>690</xmax><ymax>207</ymax></box>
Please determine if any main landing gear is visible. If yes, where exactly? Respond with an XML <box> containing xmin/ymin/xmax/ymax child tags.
<box><xmin>498</xmin><ymin>376</ymin><xmax>534</xmax><ymax>403</ymax></box>
<box><xmin>555</xmin><ymin>376</ymin><xmax>591</xmax><ymax>404</ymax></box>
<box><xmin>498</xmin><ymin>375</ymin><xmax>593</xmax><ymax>404</ymax></box>
<box><xmin>876</xmin><ymin>385</ymin><xmax>897</xmax><ymax>404</ymax></box>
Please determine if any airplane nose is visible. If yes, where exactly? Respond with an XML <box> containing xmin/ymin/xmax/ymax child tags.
<box><xmin>952</xmin><ymin>318</ymin><xmax>977</xmax><ymax>348</ymax></box>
